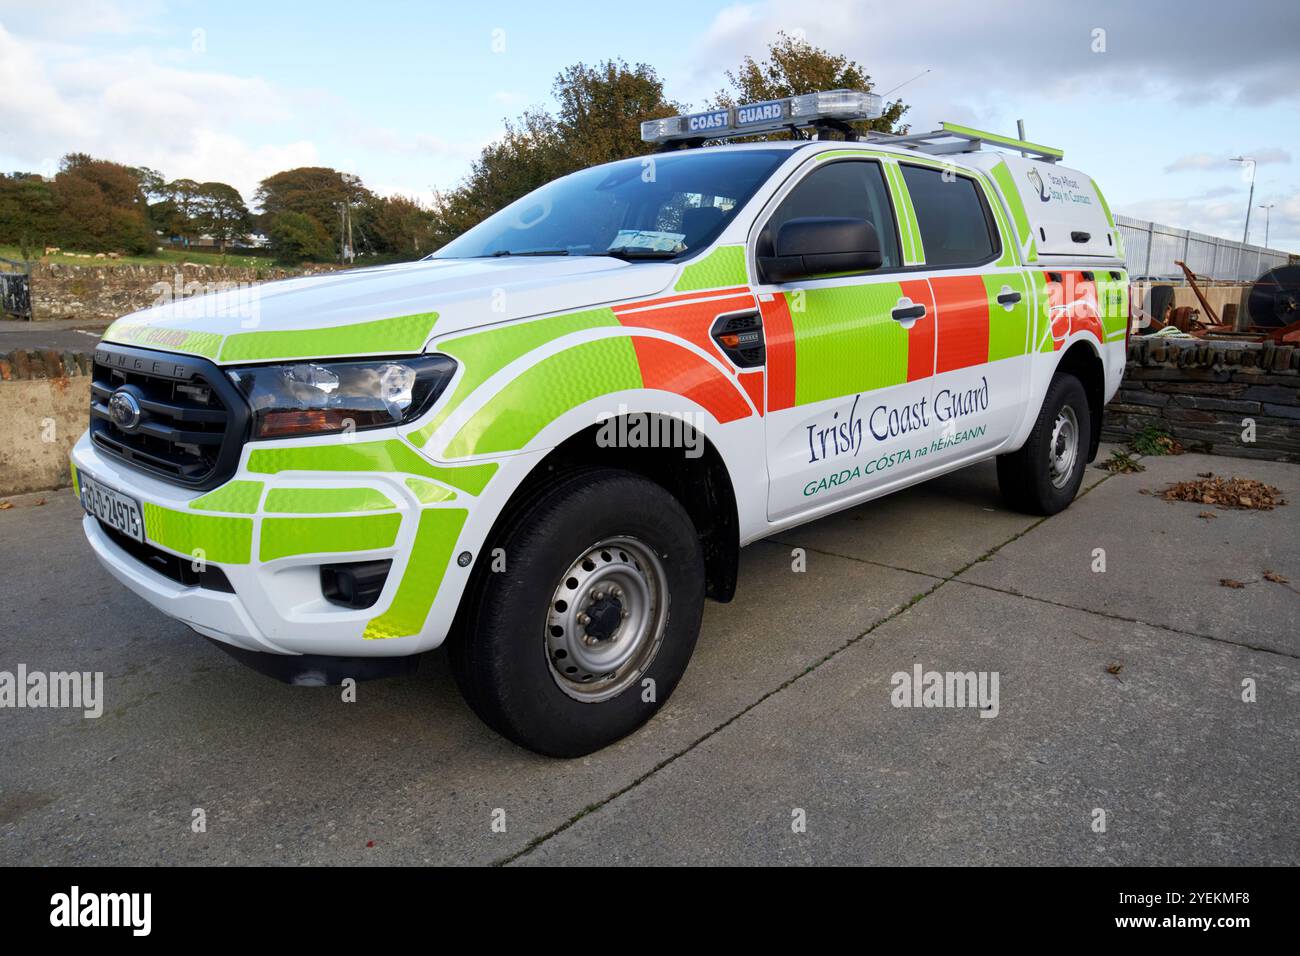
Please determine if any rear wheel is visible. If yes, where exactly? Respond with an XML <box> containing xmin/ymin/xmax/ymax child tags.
<box><xmin>996</xmin><ymin>373</ymin><xmax>1091</xmax><ymax>515</ymax></box>
<box><xmin>449</xmin><ymin>469</ymin><xmax>704</xmax><ymax>757</ymax></box>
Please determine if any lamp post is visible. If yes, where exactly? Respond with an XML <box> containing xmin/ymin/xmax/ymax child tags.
<box><xmin>1230</xmin><ymin>156</ymin><xmax>1256</xmax><ymax>244</ymax></box>
<box><xmin>1257</xmin><ymin>202</ymin><xmax>1275</xmax><ymax>248</ymax></box>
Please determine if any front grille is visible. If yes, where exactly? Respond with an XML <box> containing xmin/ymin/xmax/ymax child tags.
<box><xmin>90</xmin><ymin>342</ymin><xmax>250</xmax><ymax>490</ymax></box>
<box><xmin>99</xmin><ymin>520</ymin><xmax>236</xmax><ymax>592</ymax></box>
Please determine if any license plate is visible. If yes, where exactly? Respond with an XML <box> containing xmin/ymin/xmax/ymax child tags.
<box><xmin>80</xmin><ymin>472</ymin><xmax>144</xmax><ymax>542</ymax></box>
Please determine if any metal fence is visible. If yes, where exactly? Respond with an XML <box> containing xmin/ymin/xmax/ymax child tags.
<box><xmin>1117</xmin><ymin>215</ymin><xmax>1293</xmax><ymax>282</ymax></box>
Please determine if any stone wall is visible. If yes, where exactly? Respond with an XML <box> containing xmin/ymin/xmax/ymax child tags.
<box><xmin>28</xmin><ymin>261</ymin><xmax>340</xmax><ymax>322</ymax></box>
<box><xmin>0</xmin><ymin>350</ymin><xmax>93</xmax><ymax>496</ymax></box>
<box><xmin>1103</xmin><ymin>337</ymin><xmax>1300</xmax><ymax>463</ymax></box>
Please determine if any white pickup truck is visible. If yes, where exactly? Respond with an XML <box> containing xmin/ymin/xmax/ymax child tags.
<box><xmin>72</xmin><ymin>90</ymin><xmax>1129</xmax><ymax>755</ymax></box>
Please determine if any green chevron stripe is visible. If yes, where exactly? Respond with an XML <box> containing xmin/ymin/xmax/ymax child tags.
<box><xmin>791</xmin><ymin>281</ymin><xmax>909</xmax><ymax>405</ymax></box>
<box><xmin>409</xmin><ymin>307</ymin><xmax>620</xmax><ymax>447</ymax></box>
<box><xmin>259</xmin><ymin>513</ymin><xmax>400</xmax><ymax>562</ymax></box>
<box><xmin>674</xmin><ymin>245</ymin><xmax>748</xmax><ymax>292</ymax></box>
<box><xmin>142</xmin><ymin>504</ymin><xmax>252</xmax><ymax>564</ymax></box>
<box><xmin>189</xmin><ymin>480</ymin><xmax>263</xmax><ymax>514</ymax></box>
<box><xmin>245</xmin><ymin>440</ymin><xmax>497</xmax><ymax>495</ymax></box>
<box><xmin>364</xmin><ymin>508</ymin><xmax>468</xmax><ymax>640</ymax></box>
<box><xmin>262</xmin><ymin>487</ymin><xmax>395</xmax><ymax>513</ymax></box>
<box><xmin>219</xmin><ymin>312</ymin><xmax>438</xmax><ymax>362</ymax></box>
<box><xmin>444</xmin><ymin>337</ymin><xmax>643</xmax><ymax>457</ymax></box>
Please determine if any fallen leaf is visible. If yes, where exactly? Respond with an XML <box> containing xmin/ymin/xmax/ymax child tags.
<box><xmin>1159</xmin><ymin>476</ymin><xmax>1285</xmax><ymax>511</ymax></box>
<box><xmin>1220</xmin><ymin>578</ymin><xmax>1246</xmax><ymax>589</ymax></box>
<box><xmin>0</xmin><ymin>500</ymin><xmax>12</xmax><ymax>510</ymax></box>
<box><xmin>33</xmin><ymin>498</ymin><xmax>46</xmax><ymax>506</ymax></box>
<box><xmin>1197</xmin><ymin>511</ymin><xmax>1216</xmax><ymax>520</ymax></box>
<box><xmin>1264</xmin><ymin>570</ymin><xmax>1289</xmax><ymax>584</ymax></box>
<box><xmin>1105</xmin><ymin>663</ymin><xmax>1123</xmax><ymax>675</ymax></box>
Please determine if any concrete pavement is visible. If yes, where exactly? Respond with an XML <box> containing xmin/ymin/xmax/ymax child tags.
<box><xmin>0</xmin><ymin>447</ymin><xmax>1296</xmax><ymax>865</ymax></box>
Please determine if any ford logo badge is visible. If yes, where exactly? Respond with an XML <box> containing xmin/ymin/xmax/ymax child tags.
<box><xmin>108</xmin><ymin>388</ymin><xmax>143</xmax><ymax>432</ymax></box>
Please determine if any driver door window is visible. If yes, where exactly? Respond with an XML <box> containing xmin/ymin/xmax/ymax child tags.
<box><xmin>758</xmin><ymin>160</ymin><xmax>901</xmax><ymax>268</ymax></box>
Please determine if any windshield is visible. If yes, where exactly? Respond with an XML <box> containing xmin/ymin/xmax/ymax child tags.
<box><xmin>433</xmin><ymin>149</ymin><xmax>789</xmax><ymax>260</ymax></box>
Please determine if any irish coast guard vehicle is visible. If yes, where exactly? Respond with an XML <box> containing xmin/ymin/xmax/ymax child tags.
<box><xmin>73</xmin><ymin>90</ymin><xmax>1129</xmax><ymax>755</ymax></box>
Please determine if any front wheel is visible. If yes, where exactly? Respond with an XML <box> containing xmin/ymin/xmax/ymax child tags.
<box><xmin>449</xmin><ymin>469</ymin><xmax>705</xmax><ymax>757</ymax></box>
<box><xmin>996</xmin><ymin>373</ymin><xmax>1092</xmax><ymax>515</ymax></box>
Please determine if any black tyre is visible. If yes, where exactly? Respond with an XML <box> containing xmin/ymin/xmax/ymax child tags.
<box><xmin>1147</xmin><ymin>284</ymin><xmax>1174</xmax><ymax>327</ymax></box>
<box><xmin>449</xmin><ymin>469</ymin><xmax>705</xmax><ymax>757</ymax></box>
<box><xmin>996</xmin><ymin>373</ymin><xmax>1091</xmax><ymax>516</ymax></box>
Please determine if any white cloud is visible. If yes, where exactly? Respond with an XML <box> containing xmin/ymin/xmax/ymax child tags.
<box><xmin>1166</xmin><ymin>148</ymin><xmax>1291</xmax><ymax>174</ymax></box>
<box><xmin>1164</xmin><ymin>153</ymin><xmax>1221</xmax><ymax>173</ymax></box>
<box><xmin>683</xmin><ymin>0</ymin><xmax>1300</xmax><ymax>121</ymax></box>
<box><xmin>1121</xmin><ymin>186</ymin><xmax>1300</xmax><ymax>253</ymax></box>
<box><xmin>0</xmin><ymin>0</ymin><xmax>164</xmax><ymax>38</ymax></box>
<box><xmin>0</xmin><ymin>22</ymin><xmax>314</xmax><ymax>201</ymax></box>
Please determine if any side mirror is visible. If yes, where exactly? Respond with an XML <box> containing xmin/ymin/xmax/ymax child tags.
<box><xmin>759</xmin><ymin>217</ymin><xmax>883</xmax><ymax>284</ymax></box>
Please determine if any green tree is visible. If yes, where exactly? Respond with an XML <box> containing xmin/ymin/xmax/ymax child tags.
<box><xmin>553</xmin><ymin>60</ymin><xmax>683</xmax><ymax>168</ymax></box>
<box><xmin>131</xmin><ymin>166</ymin><xmax>168</xmax><ymax>202</ymax></box>
<box><xmin>51</xmin><ymin>154</ymin><xmax>154</xmax><ymax>254</ymax></box>
<box><xmin>713</xmin><ymin>31</ymin><xmax>909</xmax><ymax>137</ymax></box>
<box><xmin>430</xmin><ymin>60</ymin><xmax>681</xmax><ymax>247</ymax></box>
<box><xmin>193</xmin><ymin>181</ymin><xmax>251</xmax><ymax>251</ymax></box>
<box><xmin>0</xmin><ymin>174</ymin><xmax>59</xmax><ymax>255</ymax></box>
<box><xmin>268</xmin><ymin>210</ymin><xmax>333</xmax><ymax>265</ymax></box>
<box><xmin>255</xmin><ymin>167</ymin><xmax>373</xmax><ymax>259</ymax></box>
<box><xmin>160</xmin><ymin>178</ymin><xmax>204</xmax><ymax>245</ymax></box>
<box><xmin>367</xmin><ymin>194</ymin><xmax>438</xmax><ymax>257</ymax></box>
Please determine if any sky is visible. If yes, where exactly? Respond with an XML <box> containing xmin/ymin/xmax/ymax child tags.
<box><xmin>2</xmin><ymin>0</ymin><xmax>1298</xmax><ymax>252</ymax></box>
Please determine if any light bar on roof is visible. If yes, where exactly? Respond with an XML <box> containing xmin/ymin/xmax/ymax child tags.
<box><xmin>640</xmin><ymin>89</ymin><xmax>884</xmax><ymax>145</ymax></box>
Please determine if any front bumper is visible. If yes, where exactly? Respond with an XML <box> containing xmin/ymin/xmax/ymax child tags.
<box><xmin>71</xmin><ymin>428</ymin><xmax>496</xmax><ymax>658</ymax></box>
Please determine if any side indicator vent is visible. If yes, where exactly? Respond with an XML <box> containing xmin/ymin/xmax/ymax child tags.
<box><xmin>711</xmin><ymin>311</ymin><xmax>765</xmax><ymax>368</ymax></box>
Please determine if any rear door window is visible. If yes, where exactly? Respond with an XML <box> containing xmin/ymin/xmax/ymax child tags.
<box><xmin>899</xmin><ymin>165</ymin><xmax>997</xmax><ymax>267</ymax></box>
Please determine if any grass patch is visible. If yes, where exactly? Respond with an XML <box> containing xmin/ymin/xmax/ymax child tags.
<box><xmin>1129</xmin><ymin>422</ymin><xmax>1184</xmax><ymax>457</ymax></box>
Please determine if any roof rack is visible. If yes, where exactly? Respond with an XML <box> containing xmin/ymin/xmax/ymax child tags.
<box><xmin>868</xmin><ymin>122</ymin><xmax>1064</xmax><ymax>162</ymax></box>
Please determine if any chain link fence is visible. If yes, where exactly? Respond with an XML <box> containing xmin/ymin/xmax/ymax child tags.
<box><xmin>1117</xmin><ymin>214</ymin><xmax>1293</xmax><ymax>282</ymax></box>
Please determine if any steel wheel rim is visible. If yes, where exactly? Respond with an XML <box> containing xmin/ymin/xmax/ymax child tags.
<box><xmin>544</xmin><ymin>536</ymin><xmax>669</xmax><ymax>703</ymax></box>
<box><xmin>1049</xmin><ymin>405</ymin><xmax>1079</xmax><ymax>489</ymax></box>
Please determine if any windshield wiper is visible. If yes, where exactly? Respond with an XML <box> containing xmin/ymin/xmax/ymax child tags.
<box><xmin>596</xmin><ymin>247</ymin><xmax>681</xmax><ymax>261</ymax></box>
<box><xmin>483</xmin><ymin>248</ymin><xmax>570</xmax><ymax>257</ymax></box>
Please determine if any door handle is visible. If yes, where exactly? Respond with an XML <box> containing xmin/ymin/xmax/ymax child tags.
<box><xmin>891</xmin><ymin>299</ymin><xmax>926</xmax><ymax>326</ymax></box>
<box><xmin>996</xmin><ymin>286</ymin><xmax>1022</xmax><ymax>310</ymax></box>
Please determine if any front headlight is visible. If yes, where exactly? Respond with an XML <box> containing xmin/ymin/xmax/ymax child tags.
<box><xmin>228</xmin><ymin>355</ymin><xmax>458</xmax><ymax>439</ymax></box>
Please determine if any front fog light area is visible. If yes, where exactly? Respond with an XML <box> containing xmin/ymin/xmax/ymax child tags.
<box><xmin>321</xmin><ymin>559</ymin><xmax>393</xmax><ymax>609</ymax></box>
<box><xmin>228</xmin><ymin>354</ymin><xmax>456</xmax><ymax>439</ymax></box>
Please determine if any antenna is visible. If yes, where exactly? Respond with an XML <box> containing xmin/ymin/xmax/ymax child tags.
<box><xmin>881</xmin><ymin>68</ymin><xmax>931</xmax><ymax>98</ymax></box>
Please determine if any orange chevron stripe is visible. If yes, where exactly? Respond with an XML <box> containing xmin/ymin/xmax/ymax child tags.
<box><xmin>630</xmin><ymin>336</ymin><xmax>752</xmax><ymax>424</ymax></box>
